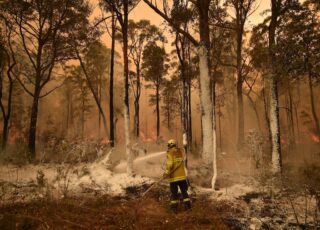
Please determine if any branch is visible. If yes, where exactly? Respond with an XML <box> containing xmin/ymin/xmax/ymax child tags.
<box><xmin>93</xmin><ymin>15</ymin><xmax>112</xmax><ymax>28</ymax></box>
<box><xmin>143</xmin><ymin>0</ymin><xmax>199</xmax><ymax>46</ymax></box>
<box><xmin>39</xmin><ymin>80</ymin><xmax>65</xmax><ymax>98</ymax></box>
<box><xmin>18</xmin><ymin>14</ymin><xmax>37</xmax><ymax>70</ymax></box>
<box><xmin>13</xmin><ymin>72</ymin><xmax>35</xmax><ymax>97</ymax></box>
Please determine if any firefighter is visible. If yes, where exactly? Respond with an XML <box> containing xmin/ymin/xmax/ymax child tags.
<box><xmin>163</xmin><ymin>139</ymin><xmax>191</xmax><ymax>212</ymax></box>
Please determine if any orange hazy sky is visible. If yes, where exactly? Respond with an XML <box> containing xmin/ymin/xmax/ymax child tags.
<box><xmin>92</xmin><ymin>0</ymin><xmax>271</xmax><ymax>48</ymax></box>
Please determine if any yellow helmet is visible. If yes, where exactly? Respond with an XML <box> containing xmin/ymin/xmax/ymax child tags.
<box><xmin>167</xmin><ymin>139</ymin><xmax>176</xmax><ymax>148</ymax></box>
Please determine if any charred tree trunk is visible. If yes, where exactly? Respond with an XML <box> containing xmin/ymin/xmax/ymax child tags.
<box><xmin>287</xmin><ymin>84</ymin><xmax>295</xmax><ymax>146</ymax></box>
<box><xmin>2</xmin><ymin>78</ymin><xmax>13</xmax><ymax>151</ymax></box>
<box><xmin>175</xmin><ymin>33</ymin><xmax>190</xmax><ymax>151</ymax></box>
<box><xmin>109</xmin><ymin>11</ymin><xmax>116</xmax><ymax>147</ymax></box>
<box><xmin>0</xmin><ymin>57</ymin><xmax>15</xmax><ymax>151</ymax></box>
<box><xmin>268</xmin><ymin>0</ymin><xmax>282</xmax><ymax>174</ymax></box>
<box><xmin>98</xmin><ymin>74</ymin><xmax>102</xmax><ymax>138</ymax></box>
<box><xmin>28</xmin><ymin>87</ymin><xmax>40</xmax><ymax>160</ymax></box>
<box><xmin>156</xmin><ymin>83</ymin><xmax>160</xmax><ymax>140</ymax></box>
<box><xmin>188</xmin><ymin>74</ymin><xmax>192</xmax><ymax>147</ymax></box>
<box><xmin>236</xmin><ymin>25</ymin><xmax>245</xmax><ymax>151</ymax></box>
<box><xmin>134</xmin><ymin>64</ymin><xmax>141</xmax><ymax>137</ymax></box>
<box><xmin>81</xmin><ymin>96</ymin><xmax>85</xmax><ymax>139</ymax></box>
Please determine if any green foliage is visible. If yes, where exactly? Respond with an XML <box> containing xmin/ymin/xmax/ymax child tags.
<box><xmin>161</xmin><ymin>77</ymin><xmax>181</xmax><ymax>128</ymax></box>
<box><xmin>84</xmin><ymin>41</ymin><xmax>111</xmax><ymax>95</ymax></box>
<box><xmin>250</xmin><ymin>2</ymin><xmax>320</xmax><ymax>82</ymax></box>
<box><xmin>142</xmin><ymin>42</ymin><xmax>168</xmax><ymax>86</ymax></box>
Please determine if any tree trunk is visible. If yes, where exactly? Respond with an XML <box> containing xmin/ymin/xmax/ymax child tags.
<box><xmin>287</xmin><ymin>85</ymin><xmax>295</xmax><ymax>146</ymax></box>
<box><xmin>269</xmin><ymin>78</ymin><xmax>282</xmax><ymax>173</ymax></box>
<box><xmin>81</xmin><ymin>98</ymin><xmax>85</xmax><ymax>139</ymax></box>
<box><xmin>308</xmin><ymin>72</ymin><xmax>320</xmax><ymax>135</ymax></box>
<box><xmin>134</xmin><ymin>64</ymin><xmax>141</xmax><ymax>137</ymax></box>
<box><xmin>198</xmin><ymin>46</ymin><xmax>213</xmax><ymax>160</ymax></box>
<box><xmin>188</xmin><ymin>75</ymin><xmax>192</xmax><ymax>148</ymax></box>
<box><xmin>218</xmin><ymin>103</ymin><xmax>222</xmax><ymax>151</ymax></box>
<box><xmin>1</xmin><ymin>79</ymin><xmax>13</xmax><ymax>151</ymax></box>
<box><xmin>236</xmin><ymin>26</ymin><xmax>244</xmax><ymax>151</ymax></box>
<box><xmin>98</xmin><ymin>74</ymin><xmax>102</xmax><ymax>139</ymax></box>
<box><xmin>197</xmin><ymin>0</ymin><xmax>217</xmax><ymax>189</ymax></box>
<box><xmin>109</xmin><ymin>11</ymin><xmax>116</xmax><ymax>147</ymax></box>
<box><xmin>123</xmin><ymin>0</ymin><xmax>133</xmax><ymax>175</ymax></box>
<box><xmin>28</xmin><ymin>88</ymin><xmax>40</xmax><ymax>160</ymax></box>
<box><xmin>156</xmin><ymin>84</ymin><xmax>160</xmax><ymax>140</ymax></box>
<box><xmin>268</xmin><ymin>0</ymin><xmax>282</xmax><ymax>174</ymax></box>
<box><xmin>1</xmin><ymin>50</ymin><xmax>16</xmax><ymax>151</ymax></box>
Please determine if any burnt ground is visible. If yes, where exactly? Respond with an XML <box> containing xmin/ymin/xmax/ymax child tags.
<box><xmin>0</xmin><ymin>189</ymin><xmax>231</xmax><ymax>230</ymax></box>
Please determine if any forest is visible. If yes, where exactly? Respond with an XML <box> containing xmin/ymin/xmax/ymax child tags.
<box><xmin>0</xmin><ymin>0</ymin><xmax>319</xmax><ymax>229</ymax></box>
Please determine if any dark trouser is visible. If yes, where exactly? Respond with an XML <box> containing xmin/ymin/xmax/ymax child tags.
<box><xmin>170</xmin><ymin>179</ymin><xmax>191</xmax><ymax>211</ymax></box>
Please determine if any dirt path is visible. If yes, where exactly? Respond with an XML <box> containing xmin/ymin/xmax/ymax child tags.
<box><xmin>0</xmin><ymin>194</ymin><xmax>230</xmax><ymax>230</ymax></box>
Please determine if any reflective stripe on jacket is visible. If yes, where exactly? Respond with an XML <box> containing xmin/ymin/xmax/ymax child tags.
<box><xmin>165</xmin><ymin>147</ymin><xmax>186</xmax><ymax>182</ymax></box>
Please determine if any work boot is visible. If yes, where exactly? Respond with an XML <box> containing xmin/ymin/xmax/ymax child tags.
<box><xmin>184</xmin><ymin>201</ymin><xmax>191</xmax><ymax>210</ymax></box>
<box><xmin>170</xmin><ymin>203</ymin><xmax>178</xmax><ymax>213</ymax></box>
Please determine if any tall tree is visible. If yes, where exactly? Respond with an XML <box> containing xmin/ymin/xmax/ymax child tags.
<box><xmin>143</xmin><ymin>0</ymin><xmax>218</xmax><ymax>189</ymax></box>
<box><xmin>109</xmin><ymin>10</ymin><xmax>116</xmax><ymax>147</ymax></box>
<box><xmin>161</xmin><ymin>77</ymin><xmax>180</xmax><ymax>130</ymax></box>
<box><xmin>268</xmin><ymin>0</ymin><xmax>299</xmax><ymax>174</ymax></box>
<box><xmin>0</xmin><ymin>21</ymin><xmax>16</xmax><ymax>151</ymax></box>
<box><xmin>142</xmin><ymin>42</ymin><xmax>168</xmax><ymax>140</ymax></box>
<box><xmin>225</xmin><ymin>0</ymin><xmax>256</xmax><ymax>150</ymax></box>
<box><xmin>103</xmin><ymin>0</ymin><xmax>139</xmax><ymax>175</ymax></box>
<box><xmin>82</xmin><ymin>41</ymin><xmax>110</xmax><ymax>138</ymax></box>
<box><xmin>128</xmin><ymin>19</ymin><xmax>163</xmax><ymax>138</ymax></box>
<box><xmin>2</xmin><ymin>0</ymin><xmax>91</xmax><ymax>160</ymax></box>
<box><xmin>67</xmin><ymin>66</ymin><xmax>93</xmax><ymax>139</ymax></box>
<box><xmin>277</xmin><ymin>2</ymin><xmax>320</xmax><ymax>136</ymax></box>
<box><xmin>170</xmin><ymin>0</ymin><xmax>195</xmax><ymax>152</ymax></box>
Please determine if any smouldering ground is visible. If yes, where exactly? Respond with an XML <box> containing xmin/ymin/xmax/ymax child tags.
<box><xmin>0</xmin><ymin>194</ymin><xmax>230</xmax><ymax>230</ymax></box>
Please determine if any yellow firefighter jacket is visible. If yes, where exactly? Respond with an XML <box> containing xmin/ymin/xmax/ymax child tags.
<box><xmin>165</xmin><ymin>147</ymin><xmax>187</xmax><ymax>183</ymax></box>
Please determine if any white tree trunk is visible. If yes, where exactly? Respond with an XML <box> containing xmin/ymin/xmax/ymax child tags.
<box><xmin>198</xmin><ymin>45</ymin><xmax>217</xmax><ymax>189</ymax></box>
<box><xmin>198</xmin><ymin>45</ymin><xmax>213</xmax><ymax>160</ymax></box>
<box><xmin>124</xmin><ymin>104</ymin><xmax>133</xmax><ymax>175</ymax></box>
<box><xmin>269</xmin><ymin>76</ymin><xmax>281</xmax><ymax>174</ymax></box>
<box><xmin>211</xmin><ymin>116</ymin><xmax>217</xmax><ymax>189</ymax></box>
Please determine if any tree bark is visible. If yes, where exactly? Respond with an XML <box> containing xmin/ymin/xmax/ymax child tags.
<box><xmin>1</xmin><ymin>79</ymin><xmax>13</xmax><ymax>151</ymax></box>
<box><xmin>109</xmin><ymin>11</ymin><xmax>116</xmax><ymax>147</ymax></box>
<box><xmin>268</xmin><ymin>0</ymin><xmax>282</xmax><ymax>174</ymax></box>
<box><xmin>0</xmin><ymin>60</ymin><xmax>14</xmax><ymax>151</ymax></box>
<box><xmin>28</xmin><ymin>88</ymin><xmax>40</xmax><ymax>160</ymax></box>
<box><xmin>236</xmin><ymin>25</ymin><xmax>245</xmax><ymax>151</ymax></box>
<box><xmin>287</xmin><ymin>85</ymin><xmax>295</xmax><ymax>146</ymax></box>
<box><xmin>134</xmin><ymin>63</ymin><xmax>141</xmax><ymax>137</ymax></box>
<box><xmin>188</xmin><ymin>71</ymin><xmax>192</xmax><ymax>147</ymax></box>
<box><xmin>197</xmin><ymin>0</ymin><xmax>217</xmax><ymax>189</ymax></box>
<box><xmin>156</xmin><ymin>84</ymin><xmax>160</xmax><ymax>140</ymax></box>
<box><xmin>122</xmin><ymin>0</ymin><xmax>133</xmax><ymax>175</ymax></box>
